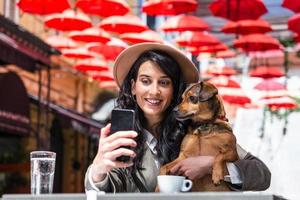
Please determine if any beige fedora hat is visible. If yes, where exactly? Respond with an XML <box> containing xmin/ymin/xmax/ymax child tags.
<box><xmin>113</xmin><ymin>42</ymin><xmax>199</xmax><ymax>87</ymax></box>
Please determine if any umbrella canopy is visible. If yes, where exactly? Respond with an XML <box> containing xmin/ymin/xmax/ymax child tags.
<box><xmin>249</xmin><ymin>66</ymin><xmax>284</xmax><ymax>79</ymax></box>
<box><xmin>76</xmin><ymin>0</ymin><xmax>130</xmax><ymax>17</ymax></box>
<box><xmin>160</xmin><ymin>15</ymin><xmax>209</xmax><ymax>32</ymax></box>
<box><xmin>208</xmin><ymin>76</ymin><xmax>241</xmax><ymax>88</ymax></box>
<box><xmin>209</xmin><ymin>0</ymin><xmax>268</xmax><ymax>21</ymax></box>
<box><xmin>120</xmin><ymin>30</ymin><xmax>164</xmax><ymax>44</ymax></box>
<box><xmin>142</xmin><ymin>0</ymin><xmax>198</xmax><ymax>16</ymax></box>
<box><xmin>62</xmin><ymin>48</ymin><xmax>95</xmax><ymax>59</ymax></box>
<box><xmin>175</xmin><ymin>31</ymin><xmax>220</xmax><ymax>47</ymax></box>
<box><xmin>217</xmin><ymin>87</ymin><xmax>251</xmax><ymax>105</ymax></box>
<box><xmin>73</xmin><ymin>58</ymin><xmax>109</xmax><ymax>72</ymax></box>
<box><xmin>214</xmin><ymin>50</ymin><xmax>237</xmax><ymax>58</ymax></box>
<box><xmin>207</xmin><ymin>66</ymin><xmax>237</xmax><ymax>77</ymax></box>
<box><xmin>221</xmin><ymin>19</ymin><xmax>272</xmax><ymax>35</ymax></box>
<box><xmin>187</xmin><ymin>43</ymin><xmax>228</xmax><ymax>55</ymax></box>
<box><xmin>282</xmin><ymin>0</ymin><xmax>300</xmax><ymax>13</ymax></box>
<box><xmin>69</xmin><ymin>27</ymin><xmax>111</xmax><ymax>43</ymax></box>
<box><xmin>92</xmin><ymin>71</ymin><xmax>114</xmax><ymax>81</ymax></box>
<box><xmin>288</xmin><ymin>14</ymin><xmax>300</xmax><ymax>33</ymax></box>
<box><xmin>260</xmin><ymin>96</ymin><xmax>298</xmax><ymax>110</ymax></box>
<box><xmin>87</xmin><ymin>38</ymin><xmax>128</xmax><ymax>60</ymax></box>
<box><xmin>98</xmin><ymin>15</ymin><xmax>148</xmax><ymax>34</ymax></box>
<box><xmin>46</xmin><ymin>35</ymin><xmax>78</xmax><ymax>49</ymax></box>
<box><xmin>44</xmin><ymin>9</ymin><xmax>92</xmax><ymax>31</ymax></box>
<box><xmin>254</xmin><ymin>79</ymin><xmax>285</xmax><ymax>91</ymax></box>
<box><xmin>233</xmin><ymin>34</ymin><xmax>282</xmax><ymax>52</ymax></box>
<box><xmin>17</xmin><ymin>0</ymin><xmax>70</xmax><ymax>15</ymax></box>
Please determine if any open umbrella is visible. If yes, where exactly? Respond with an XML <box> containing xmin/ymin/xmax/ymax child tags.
<box><xmin>62</xmin><ymin>48</ymin><xmax>95</xmax><ymax>59</ymax></box>
<box><xmin>207</xmin><ymin>66</ymin><xmax>237</xmax><ymax>77</ymax></box>
<box><xmin>92</xmin><ymin>71</ymin><xmax>114</xmax><ymax>81</ymax></box>
<box><xmin>87</xmin><ymin>38</ymin><xmax>128</xmax><ymax>60</ymax></box>
<box><xmin>208</xmin><ymin>76</ymin><xmax>241</xmax><ymax>88</ymax></box>
<box><xmin>46</xmin><ymin>35</ymin><xmax>78</xmax><ymax>49</ymax></box>
<box><xmin>209</xmin><ymin>0</ymin><xmax>268</xmax><ymax>21</ymax></box>
<box><xmin>288</xmin><ymin>14</ymin><xmax>300</xmax><ymax>33</ymax></box>
<box><xmin>98</xmin><ymin>15</ymin><xmax>148</xmax><ymax>34</ymax></box>
<box><xmin>160</xmin><ymin>15</ymin><xmax>209</xmax><ymax>32</ymax></box>
<box><xmin>120</xmin><ymin>30</ymin><xmax>164</xmax><ymax>44</ymax></box>
<box><xmin>69</xmin><ymin>27</ymin><xmax>111</xmax><ymax>43</ymax></box>
<box><xmin>254</xmin><ymin>79</ymin><xmax>285</xmax><ymax>91</ymax></box>
<box><xmin>76</xmin><ymin>0</ymin><xmax>130</xmax><ymax>17</ymax></box>
<box><xmin>282</xmin><ymin>0</ymin><xmax>300</xmax><ymax>13</ymax></box>
<box><xmin>187</xmin><ymin>43</ymin><xmax>228</xmax><ymax>55</ymax></box>
<box><xmin>142</xmin><ymin>0</ymin><xmax>198</xmax><ymax>16</ymax></box>
<box><xmin>221</xmin><ymin>19</ymin><xmax>272</xmax><ymax>35</ymax></box>
<box><xmin>175</xmin><ymin>31</ymin><xmax>220</xmax><ymax>47</ymax></box>
<box><xmin>233</xmin><ymin>34</ymin><xmax>282</xmax><ymax>52</ymax></box>
<box><xmin>260</xmin><ymin>96</ymin><xmax>298</xmax><ymax>110</ymax></box>
<box><xmin>217</xmin><ymin>87</ymin><xmax>251</xmax><ymax>105</ymax></box>
<box><xmin>17</xmin><ymin>0</ymin><xmax>70</xmax><ymax>15</ymax></box>
<box><xmin>73</xmin><ymin>58</ymin><xmax>109</xmax><ymax>72</ymax></box>
<box><xmin>249</xmin><ymin>66</ymin><xmax>284</xmax><ymax>79</ymax></box>
<box><xmin>44</xmin><ymin>9</ymin><xmax>92</xmax><ymax>31</ymax></box>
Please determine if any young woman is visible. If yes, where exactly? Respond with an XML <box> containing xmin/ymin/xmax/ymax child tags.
<box><xmin>85</xmin><ymin>43</ymin><xmax>271</xmax><ymax>193</ymax></box>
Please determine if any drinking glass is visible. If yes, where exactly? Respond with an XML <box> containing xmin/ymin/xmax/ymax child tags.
<box><xmin>30</xmin><ymin>151</ymin><xmax>56</xmax><ymax>194</ymax></box>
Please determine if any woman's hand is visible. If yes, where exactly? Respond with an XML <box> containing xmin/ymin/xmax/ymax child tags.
<box><xmin>170</xmin><ymin>156</ymin><xmax>214</xmax><ymax>180</ymax></box>
<box><xmin>91</xmin><ymin>123</ymin><xmax>137</xmax><ymax>182</ymax></box>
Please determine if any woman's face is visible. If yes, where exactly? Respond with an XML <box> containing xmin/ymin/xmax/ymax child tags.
<box><xmin>131</xmin><ymin>60</ymin><xmax>174</xmax><ymax>123</ymax></box>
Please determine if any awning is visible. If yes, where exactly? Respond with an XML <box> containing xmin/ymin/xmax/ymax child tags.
<box><xmin>0</xmin><ymin>71</ymin><xmax>30</xmax><ymax>135</ymax></box>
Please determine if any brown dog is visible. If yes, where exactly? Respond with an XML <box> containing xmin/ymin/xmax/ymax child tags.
<box><xmin>159</xmin><ymin>81</ymin><xmax>238</xmax><ymax>191</ymax></box>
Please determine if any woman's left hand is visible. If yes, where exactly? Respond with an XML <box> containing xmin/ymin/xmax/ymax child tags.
<box><xmin>169</xmin><ymin>156</ymin><xmax>214</xmax><ymax>180</ymax></box>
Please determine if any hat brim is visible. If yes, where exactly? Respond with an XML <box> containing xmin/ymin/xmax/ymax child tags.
<box><xmin>113</xmin><ymin>42</ymin><xmax>199</xmax><ymax>87</ymax></box>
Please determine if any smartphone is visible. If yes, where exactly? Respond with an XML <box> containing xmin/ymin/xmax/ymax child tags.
<box><xmin>110</xmin><ymin>108</ymin><xmax>135</xmax><ymax>163</ymax></box>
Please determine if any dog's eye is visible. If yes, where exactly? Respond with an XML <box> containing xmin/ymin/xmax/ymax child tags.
<box><xmin>189</xmin><ymin>96</ymin><xmax>198</xmax><ymax>104</ymax></box>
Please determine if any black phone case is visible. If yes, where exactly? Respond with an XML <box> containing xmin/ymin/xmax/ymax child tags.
<box><xmin>110</xmin><ymin>108</ymin><xmax>135</xmax><ymax>163</ymax></box>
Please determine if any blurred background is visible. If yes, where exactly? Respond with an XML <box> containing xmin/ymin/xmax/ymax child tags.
<box><xmin>0</xmin><ymin>0</ymin><xmax>299</xmax><ymax>199</ymax></box>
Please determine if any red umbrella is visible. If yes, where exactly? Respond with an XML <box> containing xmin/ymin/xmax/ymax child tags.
<box><xmin>17</xmin><ymin>0</ymin><xmax>70</xmax><ymax>15</ymax></box>
<box><xmin>282</xmin><ymin>0</ymin><xmax>300</xmax><ymax>13</ymax></box>
<box><xmin>207</xmin><ymin>66</ymin><xmax>237</xmax><ymax>77</ymax></box>
<box><xmin>249</xmin><ymin>66</ymin><xmax>284</xmax><ymax>79</ymax></box>
<box><xmin>44</xmin><ymin>9</ymin><xmax>92</xmax><ymax>31</ymax></box>
<box><xmin>187</xmin><ymin>43</ymin><xmax>228</xmax><ymax>55</ymax></box>
<box><xmin>142</xmin><ymin>0</ymin><xmax>198</xmax><ymax>16</ymax></box>
<box><xmin>175</xmin><ymin>31</ymin><xmax>220</xmax><ymax>47</ymax></box>
<box><xmin>76</xmin><ymin>0</ymin><xmax>130</xmax><ymax>17</ymax></box>
<box><xmin>73</xmin><ymin>58</ymin><xmax>109</xmax><ymax>72</ymax></box>
<box><xmin>98</xmin><ymin>15</ymin><xmax>148</xmax><ymax>34</ymax></box>
<box><xmin>208</xmin><ymin>76</ymin><xmax>241</xmax><ymax>88</ymax></box>
<box><xmin>209</xmin><ymin>0</ymin><xmax>268</xmax><ymax>21</ymax></box>
<box><xmin>214</xmin><ymin>50</ymin><xmax>237</xmax><ymax>58</ymax></box>
<box><xmin>217</xmin><ymin>87</ymin><xmax>251</xmax><ymax>105</ymax></box>
<box><xmin>288</xmin><ymin>14</ymin><xmax>300</xmax><ymax>33</ymax></box>
<box><xmin>87</xmin><ymin>38</ymin><xmax>128</xmax><ymax>60</ymax></box>
<box><xmin>120</xmin><ymin>30</ymin><xmax>164</xmax><ymax>44</ymax></box>
<box><xmin>221</xmin><ymin>19</ymin><xmax>272</xmax><ymax>35</ymax></box>
<box><xmin>254</xmin><ymin>79</ymin><xmax>285</xmax><ymax>91</ymax></box>
<box><xmin>62</xmin><ymin>48</ymin><xmax>95</xmax><ymax>59</ymax></box>
<box><xmin>160</xmin><ymin>15</ymin><xmax>209</xmax><ymax>32</ymax></box>
<box><xmin>69</xmin><ymin>27</ymin><xmax>111</xmax><ymax>43</ymax></box>
<box><xmin>92</xmin><ymin>71</ymin><xmax>114</xmax><ymax>81</ymax></box>
<box><xmin>260</xmin><ymin>96</ymin><xmax>298</xmax><ymax>110</ymax></box>
<box><xmin>46</xmin><ymin>35</ymin><xmax>78</xmax><ymax>49</ymax></box>
<box><xmin>259</xmin><ymin>90</ymin><xmax>288</xmax><ymax>100</ymax></box>
<box><xmin>233</xmin><ymin>34</ymin><xmax>282</xmax><ymax>52</ymax></box>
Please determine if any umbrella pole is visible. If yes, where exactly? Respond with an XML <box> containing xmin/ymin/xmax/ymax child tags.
<box><xmin>283</xmin><ymin>49</ymin><xmax>289</xmax><ymax>136</ymax></box>
<box><xmin>36</xmin><ymin>65</ymin><xmax>42</xmax><ymax>150</ymax></box>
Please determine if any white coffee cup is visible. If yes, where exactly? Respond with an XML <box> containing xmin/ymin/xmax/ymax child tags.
<box><xmin>157</xmin><ymin>175</ymin><xmax>193</xmax><ymax>193</ymax></box>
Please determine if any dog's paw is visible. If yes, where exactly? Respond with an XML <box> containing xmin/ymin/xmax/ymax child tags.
<box><xmin>212</xmin><ymin>171</ymin><xmax>223</xmax><ymax>185</ymax></box>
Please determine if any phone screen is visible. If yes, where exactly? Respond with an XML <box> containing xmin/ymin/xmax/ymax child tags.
<box><xmin>110</xmin><ymin>108</ymin><xmax>135</xmax><ymax>134</ymax></box>
<box><xmin>110</xmin><ymin>108</ymin><xmax>135</xmax><ymax>163</ymax></box>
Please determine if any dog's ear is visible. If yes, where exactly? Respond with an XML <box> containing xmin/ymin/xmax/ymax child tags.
<box><xmin>198</xmin><ymin>81</ymin><xmax>218</xmax><ymax>102</ymax></box>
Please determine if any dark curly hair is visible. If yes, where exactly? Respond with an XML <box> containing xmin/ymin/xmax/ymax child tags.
<box><xmin>116</xmin><ymin>50</ymin><xmax>188</xmax><ymax>171</ymax></box>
